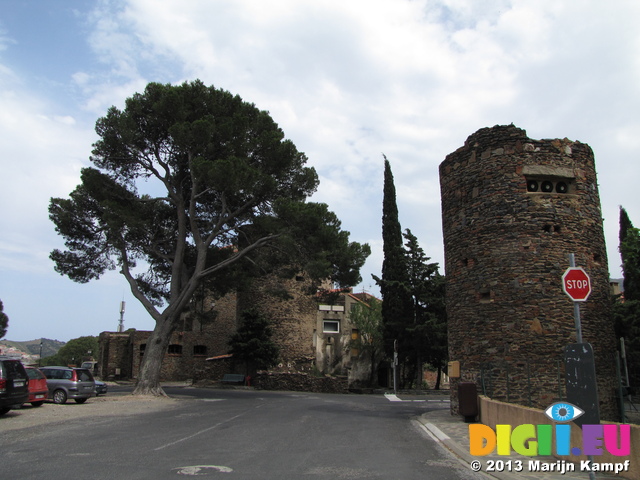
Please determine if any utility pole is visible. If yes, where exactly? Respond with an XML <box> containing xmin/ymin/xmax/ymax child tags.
<box><xmin>117</xmin><ymin>301</ymin><xmax>126</xmax><ymax>333</ymax></box>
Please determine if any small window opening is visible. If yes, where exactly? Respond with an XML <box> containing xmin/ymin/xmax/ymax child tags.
<box><xmin>193</xmin><ymin>345</ymin><xmax>207</xmax><ymax>356</ymax></box>
<box><xmin>479</xmin><ymin>289</ymin><xmax>492</xmax><ymax>303</ymax></box>
<box><xmin>168</xmin><ymin>344</ymin><xmax>183</xmax><ymax>355</ymax></box>
<box><xmin>323</xmin><ymin>320</ymin><xmax>340</xmax><ymax>333</ymax></box>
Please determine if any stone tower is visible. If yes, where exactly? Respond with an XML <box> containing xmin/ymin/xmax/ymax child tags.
<box><xmin>439</xmin><ymin>125</ymin><xmax>617</xmax><ymax>420</ymax></box>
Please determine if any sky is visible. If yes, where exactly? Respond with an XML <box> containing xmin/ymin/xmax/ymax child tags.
<box><xmin>1</xmin><ymin>0</ymin><xmax>639</xmax><ymax>343</ymax></box>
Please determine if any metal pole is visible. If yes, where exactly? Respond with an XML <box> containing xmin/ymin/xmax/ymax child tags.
<box><xmin>621</xmin><ymin>337</ymin><xmax>632</xmax><ymax>401</ymax></box>
<box><xmin>568</xmin><ymin>253</ymin><xmax>595</xmax><ymax>480</ymax></box>
<box><xmin>568</xmin><ymin>254</ymin><xmax>583</xmax><ymax>343</ymax></box>
<box><xmin>393</xmin><ymin>339</ymin><xmax>398</xmax><ymax>395</ymax></box>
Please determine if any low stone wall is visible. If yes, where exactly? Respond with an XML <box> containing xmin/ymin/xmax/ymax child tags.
<box><xmin>479</xmin><ymin>396</ymin><xmax>639</xmax><ymax>480</ymax></box>
<box><xmin>253</xmin><ymin>372</ymin><xmax>348</xmax><ymax>393</ymax></box>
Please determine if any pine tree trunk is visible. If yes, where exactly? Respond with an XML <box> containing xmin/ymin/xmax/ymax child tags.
<box><xmin>132</xmin><ymin>315</ymin><xmax>176</xmax><ymax>396</ymax></box>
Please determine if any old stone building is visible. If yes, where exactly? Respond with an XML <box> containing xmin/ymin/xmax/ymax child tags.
<box><xmin>440</xmin><ymin>124</ymin><xmax>618</xmax><ymax>420</ymax></box>
<box><xmin>98</xmin><ymin>290</ymin><xmax>238</xmax><ymax>382</ymax></box>
<box><xmin>315</xmin><ymin>290</ymin><xmax>380</xmax><ymax>386</ymax></box>
<box><xmin>98</xmin><ymin>272</ymin><xmax>378</xmax><ymax>386</ymax></box>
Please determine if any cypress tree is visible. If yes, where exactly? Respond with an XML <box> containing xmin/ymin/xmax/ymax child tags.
<box><xmin>373</xmin><ymin>157</ymin><xmax>412</xmax><ymax>361</ymax></box>
<box><xmin>620</xmin><ymin>207</ymin><xmax>640</xmax><ymax>300</ymax></box>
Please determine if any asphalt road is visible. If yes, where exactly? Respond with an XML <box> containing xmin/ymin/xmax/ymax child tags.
<box><xmin>0</xmin><ymin>387</ymin><xmax>481</xmax><ymax>480</ymax></box>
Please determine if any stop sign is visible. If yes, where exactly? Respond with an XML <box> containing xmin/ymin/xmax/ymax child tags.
<box><xmin>562</xmin><ymin>267</ymin><xmax>591</xmax><ymax>301</ymax></box>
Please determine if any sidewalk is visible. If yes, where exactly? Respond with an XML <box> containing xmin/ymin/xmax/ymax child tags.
<box><xmin>411</xmin><ymin>399</ymin><xmax>626</xmax><ymax>480</ymax></box>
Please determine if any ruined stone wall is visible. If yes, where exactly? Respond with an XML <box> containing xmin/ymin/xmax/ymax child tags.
<box><xmin>238</xmin><ymin>272</ymin><xmax>321</xmax><ymax>373</ymax></box>
<box><xmin>98</xmin><ymin>332</ymin><xmax>132</xmax><ymax>380</ymax></box>
<box><xmin>440</xmin><ymin>125</ymin><xmax>617</xmax><ymax>420</ymax></box>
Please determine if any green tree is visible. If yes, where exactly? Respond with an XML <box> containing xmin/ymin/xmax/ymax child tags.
<box><xmin>403</xmin><ymin>229</ymin><xmax>447</xmax><ymax>389</ymax></box>
<box><xmin>616</xmin><ymin>207</ymin><xmax>640</xmax><ymax>387</ymax></box>
<box><xmin>42</xmin><ymin>336</ymin><xmax>98</xmax><ymax>367</ymax></box>
<box><xmin>49</xmin><ymin>80</ymin><xmax>369</xmax><ymax>396</ymax></box>
<box><xmin>228</xmin><ymin>308</ymin><xmax>279</xmax><ymax>376</ymax></box>
<box><xmin>620</xmin><ymin>207</ymin><xmax>640</xmax><ymax>301</ymax></box>
<box><xmin>0</xmin><ymin>300</ymin><xmax>8</xmax><ymax>339</ymax></box>
<box><xmin>348</xmin><ymin>297</ymin><xmax>383</xmax><ymax>386</ymax></box>
<box><xmin>372</xmin><ymin>156</ymin><xmax>413</xmax><ymax>366</ymax></box>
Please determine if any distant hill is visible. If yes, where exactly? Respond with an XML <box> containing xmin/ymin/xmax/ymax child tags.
<box><xmin>0</xmin><ymin>338</ymin><xmax>65</xmax><ymax>359</ymax></box>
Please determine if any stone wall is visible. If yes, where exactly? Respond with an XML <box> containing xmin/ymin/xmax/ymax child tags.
<box><xmin>440</xmin><ymin>125</ymin><xmax>618</xmax><ymax>420</ymax></box>
<box><xmin>239</xmin><ymin>272</ymin><xmax>322</xmax><ymax>373</ymax></box>
<box><xmin>253</xmin><ymin>372</ymin><xmax>349</xmax><ymax>393</ymax></box>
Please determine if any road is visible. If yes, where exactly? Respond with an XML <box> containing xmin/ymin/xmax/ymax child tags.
<box><xmin>1</xmin><ymin>387</ymin><xmax>480</xmax><ymax>480</ymax></box>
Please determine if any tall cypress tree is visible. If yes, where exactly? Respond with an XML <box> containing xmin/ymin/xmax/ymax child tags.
<box><xmin>616</xmin><ymin>207</ymin><xmax>640</xmax><ymax>387</ymax></box>
<box><xmin>373</xmin><ymin>157</ymin><xmax>412</xmax><ymax>361</ymax></box>
<box><xmin>620</xmin><ymin>207</ymin><xmax>640</xmax><ymax>301</ymax></box>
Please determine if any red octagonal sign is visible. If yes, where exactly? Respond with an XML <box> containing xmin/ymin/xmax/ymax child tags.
<box><xmin>562</xmin><ymin>267</ymin><xmax>591</xmax><ymax>302</ymax></box>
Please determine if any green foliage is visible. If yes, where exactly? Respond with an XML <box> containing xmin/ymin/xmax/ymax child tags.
<box><xmin>618</xmin><ymin>207</ymin><xmax>640</xmax><ymax>386</ymax></box>
<box><xmin>620</xmin><ymin>209</ymin><xmax>640</xmax><ymax>302</ymax></box>
<box><xmin>349</xmin><ymin>297</ymin><xmax>384</xmax><ymax>386</ymax></box>
<box><xmin>349</xmin><ymin>297</ymin><xmax>383</xmax><ymax>355</ymax></box>
<box><xmin>48</xmin><ymin>80</ymin><xmax>369</xmax><ymax>393</ymax></box>
<box><xmin>0</xmin><ymin>300</ymin><xmax>8</xmax><ymax>340</ymax></box>
<box><xmin>41</xmin><ymin>336</ymin><xmax>98</xmax><ymax>367</ymax></box>
<box><xmin>228</xmin><ymin>309</ymin><xmax>279</xmax><ymax>374</ymax></box>
<box><xmin>373</xmin><ymin>157</ymin><xmax>447</xmax><ymax>388</ymax></box>
<box><xmin>402</xmin><ymin>229</ymin><xmax>447</xmax><ymax>387</ymax></box>
<box><xmin>373</xmin><ymin>156</ymin><xmax>413</xmax><ymax>358</ymax></box>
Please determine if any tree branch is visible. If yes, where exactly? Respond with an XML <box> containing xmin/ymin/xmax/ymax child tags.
<box><xmin>199</xmin><ymin>234</ymin><xmax>281</xmax><ymax>278</ymax></box>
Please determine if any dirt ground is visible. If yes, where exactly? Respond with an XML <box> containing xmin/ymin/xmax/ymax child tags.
<box><xmin>0</xmin><ymin>393</ymin><xmax>179</xmax><ymax>433</ymax></box>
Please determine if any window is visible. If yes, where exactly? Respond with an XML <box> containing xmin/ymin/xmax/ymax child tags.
<box><xmin>168</xmin><ymin>344</ymin><xmax>183</xmax><ymax>355</ymax></box>
<box><xmin>139</xmin><ymin>344</ymin><xmax>146</xmax><ymax>356</ymax></box>
<box><xmin>323</xmin><ymin>320</ymin><xmax>340</xmax><ymax>333</ymax></box>
<box><xmin>193</xmin><ymin>345</ymin><xmax>207</xmax><ymax>356</ymax></box>
<box><xmin>526</xmin><ymin>177</ymin><xmax>573</xmax><ymax>194</ymax></box>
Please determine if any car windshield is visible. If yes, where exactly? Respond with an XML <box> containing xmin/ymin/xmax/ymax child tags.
<box><xmin>3</xmin><ymin>361</ymin><xmax>25</xmax><ymax>378</ymax></box>
<box><xmin>26</xmin><ymin>369</ymin><xmax>45</xmax><ymax>380</ymax></box>
<box><xmin>76</xmin><ymin>370</ymin><xmax>94</xmax><ymax>382</ymax></box>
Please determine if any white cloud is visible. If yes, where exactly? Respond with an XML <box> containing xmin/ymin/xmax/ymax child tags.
<box><xmin>1</xmin><ymin>0</ymin><xmax>639</xmax><ymax>339</ymax></box>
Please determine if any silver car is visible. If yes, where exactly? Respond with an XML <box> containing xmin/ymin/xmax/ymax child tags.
<box><xmin>40</xmin><ymin>366</ymin><xmax>96</xmax><ymax>404</ymax></box>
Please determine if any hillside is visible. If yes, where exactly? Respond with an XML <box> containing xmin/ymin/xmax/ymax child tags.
<box><xmin>0</xmin><ymin>338</ymin><xmax>65</xmax><ymax>359</ymax></box>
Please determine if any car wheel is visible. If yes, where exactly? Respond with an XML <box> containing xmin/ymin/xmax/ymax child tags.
<box><xmin>0</xmin><ymin>407</ymin><xmax>10</xmax><ymax>416</ymax></box>
<box><xmin>53</xmin><ymin>389</ymin><xmax>67</xmax><ymax>404</ymax></box>
<box><xmin>74</xmin><ymin>398</ymin><xmax>88</xmax><ymax>404</ymax></box>
<box><xmin>31</xmin><ymin>401</ymin><xmax>44</xmax><ymax>407</ymax></box>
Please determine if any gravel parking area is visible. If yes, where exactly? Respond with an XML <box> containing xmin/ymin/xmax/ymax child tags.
<box><xmin>0</xmin><ymin>393</ymin><xmax>179</xmax><ymax>433</ymax></box>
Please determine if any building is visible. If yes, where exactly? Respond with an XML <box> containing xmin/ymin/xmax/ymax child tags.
<box><xmin>98</xmin><ymin>271</ymin><xmax>380</xmax><ymax>387</ymax></box>
<box><xmin>315</xmin><ymin>290</ymin><xmax>381</xmax><ymax>386</ymax></box>
<box><xmin>440</xmin><ymin>125</ymin><xmax>618</xmax><ymax>420</ymax></box>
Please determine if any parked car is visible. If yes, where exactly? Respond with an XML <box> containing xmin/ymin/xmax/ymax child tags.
<box><xmin>39</xmin><ymin>366</ymin><xmax>96</xmax><ymax>404</ymax></box>
<box><xmin>95</xmin><ymin>380</ymin><xmax>107</xmax><ymax>396</ymax></box>
<box><xmin>25</xmin><ymin>367</ymin><xmax>48</xmax><ymax>407</ymax></box>
<box><xmin>0</xmin><ymin>356</ymin><xmax>29</xmax><ymax>415</ymax></box>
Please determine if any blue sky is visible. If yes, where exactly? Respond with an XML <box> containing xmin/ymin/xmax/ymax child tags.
<box><xmin>1</xmin><ymin>0</ymin><xmax>639</xmax><ymax>342</ymax></box>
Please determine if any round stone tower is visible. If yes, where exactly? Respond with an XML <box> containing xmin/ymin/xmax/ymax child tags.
<box><xmin>439</xmin><ymin>125</ymin><xmax>617</xmax><ymax>420</ymax></box>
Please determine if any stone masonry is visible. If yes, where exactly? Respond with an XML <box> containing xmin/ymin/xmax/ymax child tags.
<box><xmin>440</xmin><ymin>125</ymin><xmax>618</xmax><ymax>420</ymax></box>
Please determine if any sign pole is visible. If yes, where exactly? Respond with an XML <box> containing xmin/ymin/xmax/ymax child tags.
<box><xmin>567</xmin><ymin>253</ymin><xmax>595</xmax><ymax>480</ymax></box>
<box><xmin>568</xmin><ymin>253</ymin><xmax>583</xmax><ymax>343</ymax></box>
